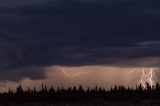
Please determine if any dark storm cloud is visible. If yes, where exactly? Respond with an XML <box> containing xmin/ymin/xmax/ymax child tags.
<box><xmin>0</xmin><ymin>67</ymin><xmax>46</xmax><ymax>81</ymax></box>
<box><xmin>0</xmin><ymin>0</ymin><xmax>160</xmax><ymax>72</ymax></box>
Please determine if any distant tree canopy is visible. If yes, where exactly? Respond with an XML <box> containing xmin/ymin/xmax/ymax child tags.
<box><xmin>0</xmin><ymin>83</ymin><xmax>160</xmax><ymax>104</ymax></box>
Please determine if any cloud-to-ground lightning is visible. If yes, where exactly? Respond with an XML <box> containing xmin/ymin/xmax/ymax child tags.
<box><xmin>60</xmin><ymin>67</ymin><xmax>88</xmax><ymax>77</ymax></box>
<box><xmin>127</xmin><ymin>68</ymin><xmax>160</xmax><ymax>89</ymax></box>
<box><xmin>140</xmin><ymin>68</ymin><xmax>153</xmax><ymax>88</ymax></box>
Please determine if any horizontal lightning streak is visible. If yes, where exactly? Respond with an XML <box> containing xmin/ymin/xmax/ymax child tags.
<box><xmin>60</xmin><ymin>67</ymin><xmax>88</xmax><ymax>77</ymax></box>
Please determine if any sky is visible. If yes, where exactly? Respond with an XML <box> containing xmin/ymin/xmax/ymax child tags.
<box><xmin>0</xmin><ymin>0</ymin><xmax>160</xmax><ymax>91</ymax></box>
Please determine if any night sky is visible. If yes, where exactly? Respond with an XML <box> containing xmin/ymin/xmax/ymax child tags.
<box><xmin>0</xmin><ymin>0</ymin><xmax>160</xmax><ymax>91</ymax></box>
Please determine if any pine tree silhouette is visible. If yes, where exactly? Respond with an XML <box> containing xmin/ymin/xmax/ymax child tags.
<box><xmin>0</xmin><ymin>83</ymin><xmax>160</xmax><ymax>105</ymax></box>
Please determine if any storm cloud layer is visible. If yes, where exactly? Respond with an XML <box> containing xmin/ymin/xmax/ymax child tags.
<box><xmin>0</xmin><ymin>0</ymin><xmax>160</xmax><ymax>74</ymax></box>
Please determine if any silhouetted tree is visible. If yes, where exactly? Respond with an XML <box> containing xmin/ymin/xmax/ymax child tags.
<box><xmin>0</xmin><ymin>83</ymin><xmax>160</xmax><ymax>104</ymax></box>
<box><xmin>17</xmin><ymin>84</ymin><xmax>23</xmax><ymax>94</ymax></box>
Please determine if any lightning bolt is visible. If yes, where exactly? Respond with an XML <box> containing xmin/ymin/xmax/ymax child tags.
<box><xmin>60</xmin><ymin>67</ymin><xmax>88</xmax><ymax>77</ymax></box>
<box><xmin>127</xmin><ymin>68</ymin><xmax>160</xmax><ymax>89</ymax></box>
<box><xmin>140</xmin><ymin>68</ymin><xmax>153</xmax><ymax>88</ymax></box>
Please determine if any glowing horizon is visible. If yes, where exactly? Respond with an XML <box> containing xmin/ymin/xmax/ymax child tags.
<box><xmin>0</xmin><ymin>65</ymin><xmax>160</xmax><ymax>92</ymax></box>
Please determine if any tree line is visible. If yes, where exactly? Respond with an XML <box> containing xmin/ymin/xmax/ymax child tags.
<box><xmin>0</xmin><ymin>83</ymin><xmax>160</xmax><ymax>104</ymax></box>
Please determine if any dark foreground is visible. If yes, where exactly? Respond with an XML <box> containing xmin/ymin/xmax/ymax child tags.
<box><xmin>1</xmin><ymin>101</ymin><xmax>160</xmax><ymax>106</ymax></box>
<box><xmin>1</xmin><ymin>83</ymin><xmax>160</xmax><ymax>106</ymax></box>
